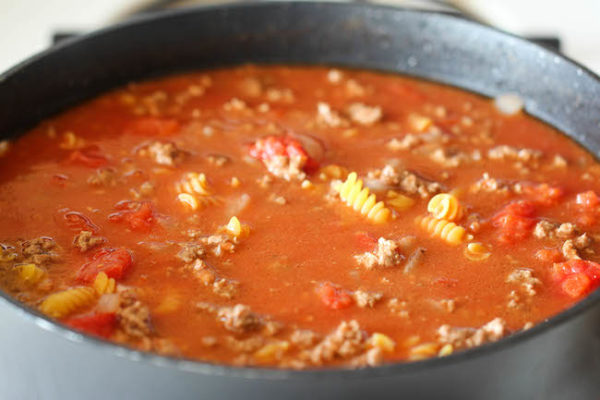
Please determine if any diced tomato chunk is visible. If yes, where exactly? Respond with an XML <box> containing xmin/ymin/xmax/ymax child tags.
<box><xmin>561</xmin><ymin>273</ymin><xmax>591</xmax><ymax>298</ymax></box>
<box><xmin>248</xmin><ymin>135</ymin><xmax>319</xmax><ymax>174</ymax></box>
<box><xmin>76</xmin><ymin>247</ymin><xmax>133</xmax><ymax>283</ymax></box>
<box><xmin>552</xmin><ymin>259</ymin><xmax>600</xmax><ymax>298</ymax></box>
<box><xmin>317</xmin><ymin>282</ymin><xmax>353</xmax><ymax>310</ymax></box>
<box><xmin>64</xmin><ymin>312</ymin><xmax>117</xmax><ymax>338</ymax></box>
<box><xmin>125</xmin><ymin>117</ymin><xmax>180</xmax><ymax>136</ymax></box>
<box><xmin>535</xmin><ymin>248</ymin><xmax>563</xmax><ymax>263</ymax></box>
<box><xmin>524</xmin><ymin>183</ymin><xmax>564</xmax><ymax>206</ymax></box>
<box><xmin>574</xmin><ymin>191</ymin><xmax>600</xmax><ymax>227</ymax></box>
<box><xmin>492</xmin><ymin>200</ymin><xmax>537</xmax><ymax>244</ymax></box>
<box><xmin>576</xmin><ymin>190</ymin><xmax>600</xmax><ymax>209</ymax></box>
<box><xmin>108</xmin><ymin>201</ymin><xmax>155</xmax><ymax>232</ymax></box>
<box><xmin>355</xmin><ymin>231</ymin><xmax>378</xmax><ymax>251</ymax></box>
<box><xmin>67</xmin><ymin>147</ymin><xmax>108</xmax><ymax>168</ymax></box>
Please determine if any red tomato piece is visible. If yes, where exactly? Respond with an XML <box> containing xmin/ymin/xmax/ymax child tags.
<box><xmin>317</xmin><ymin>282</ymin><xmax>353</xmax><ymax>310</ymax></box>
<box><xmin>552</xmin><ymin>259</ymin><xmax>600</xmax><ymax>298</ymax></box>
<box><xmin>561</xmin><ymin>273</ymin><xmax>591</xmax><ymax>298</ymax></box>
<box><xmin>355</xmin><ymin>232</ymin><xmax>378</xmax><ymax>251</ymax></box>
<box><xmin>108</xmin><ymin>202</ymin><xmax>155</xmax><ymax>232</ymax></box>
<box><xmin>492</xmin><ymin>200</ymin><xmax>537</xmax><ymax>244</ymax></box>
<box><xmin>125</xmin><ymin>117</ymin><xmax>180</xmax><ymax>136</ymax></box>
<box><xmin>248</xmin><ymin>135</ymin><xmax>319</xmax><ymax>173</ymax></box>
<box><xmin>524</xmin><ymin>183</ymin><xmax>564</xmax><ymax>206</ymax></box>
<box><xmin>64</xmin><ymin>312</ymin><xmax>117</xmax><ymax>339</ymax></box>
<box><xmin>67</xmin><ymin>147</ymin><xmax>108</xmax><ymax>168</ymax></box>
<box><xmin>535</xmin><ymin>248</ymin><xmax>563</xmax><ymax>263</ymax></box>
<box><xmin>576</xmin><ymin>190</ymin><xmax>600</xmax><ymax>209</ymax></box>
<box><xmin>76</xmin><ymin>247</ymin><xmax>133</xmax><ymax>283</ymax></box>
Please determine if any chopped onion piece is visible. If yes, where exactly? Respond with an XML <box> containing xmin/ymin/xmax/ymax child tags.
<box><xmin>96</xmin><ymin>293</ymin><xmax>120</xmax><ymax>313</ymax></box>
<box><xmin>494</xmin><ymin>93</ymin><xmax>524</xmax><ymax>115</ymax></box>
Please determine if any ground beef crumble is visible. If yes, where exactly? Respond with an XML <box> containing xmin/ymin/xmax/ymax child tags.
<box><xmin>117</xmin><ymin>291</ymin><xmax>154</xmax><ymax>339</ymax></box>
<box><xmin>263</xmin><ymin>154</ymin><xmax>307</xmax><ymax>181</ymax></box>
<box><xmin>367</xmin><ymin>164</ymin><xmax>442</xmax><ymax>198</ymax></box>
<box><xmin>177</xmin><ymin>242</ymin><xmax>206</xmax><ymax>263</ymax></box>
<box><xmin>488</xmin><ymin>145</ymin><xmax>542</xmax><ymax>163</ymax></box>
<box><xmin>355</xmin><ymin>237</ymin><xmax>403</xmax><ymax>269</ymax></box>
<box><xmin>145</xmin><ymin>141</ymin><xmax>185</xmax><ymax>166</ymax></box>
<box><xmin>533</xmin><ymin>220</ymin><xmax>578</xmax><ymax>240</ymax></box>
<box><xmin>506</xmin><ymin>268</ymin><xmax>541</xmax><ymax>297</ymax></box>
<box><xmin>317</xmin><ymin>102</ymin><xmax>348</xmax><ymax>128</ymax></box>
<box><xmin>352</xmin><ymin>290</ymin><xmax>383</xmax><ymax>308</ymax></box>
<box><xmin>386</xmin><ymin>128</ymin><xmax>448</xmax><ymax>151</ymax></box>
<box><xmin>437</xmin><ymin>318</ymin><xmax>506</xmax><ymax>349</ymax></box>
<box><xmin>300</xmin><ymin>320</ymin><xmax>378</xmax><ymax>366</ymax></box>
<box><xmin>87</xmin><ymin>167</ymin><xmax>118</xmax><ymax>187</ymax></box>
<box><xmin>470</xmin><ymin>173</ymin><xmax>514</xmax><ymax>194</ymax></box>
<box><xmin>72</xmin><ymin>230</ymin><xmax>105</xmax><ymax>252</ymax></box>
<box><xmin>21</xmin><ymin>237</ymin><xmax>59</xmax><ymax>265</ymax></box>
<box><xmin>346</xmin><ymin>102</ymin><xmax>382</xmax><ymax>126</ymax></box>
<box><xmin>200</xmin><ymin>234</ymin><xmax>237</xmax><ymax>256</ymax></box>
<box><xmin>562</xmin><ymin>234</ymin><xmax>593</xmax><ymax>260</ymax></box>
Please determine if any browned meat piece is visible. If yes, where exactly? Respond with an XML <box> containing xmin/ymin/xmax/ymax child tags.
<box><xmin>346</xmin><ymin>102</ymin><xmax>382</xmax><ymax>126</ymax></box>
<box><xmin>368</xmin><ymin>164</ymin><xmax>442</xmax><ymax>198</ymax></box>
<box><xmin>87</xmin><ymin>167</ymin><xmax>117</xmax><ymax>186</ymax></box>
<box><xmin>72</xmin><ymin>231</ymin><xmax>105</xmax><ymax>252</ymax></box>
<box><xmin>488</xmin><ymin>145</ymin><xmax>542</xmax><ymax>162</ymax></box>
<box><xmin>301</xmin><ymin>320</ymin><xmax>368</xmax><ymax>365</ymax></box>
<box><xmin>117</xmin><ymin>291</ymin><xmax>153</xmax><ymax>339</ymax></box>
<box><xmin>212</xmin><ymin>278</ymin><xmax>239</xmax><ymax>299</ymax></box>
<box><xmin>146</xmin><ymin>141</ymin><xmax>185</xmax><ymax>166</ymax></box>
<box><xmin>352</xmin><ymin>290</ymin><xmax>383</xmax><ymax>308</ymax></box>
<box><xmin>21</xmin><ymin>237</ymin><xmax>58</xmax><ymax>265</ymax></box>
<box><xmin>437</xmin><ymin>318</ymin><xmax>506</xmax><ymax>349</ymax></box>
<box><xmin>217</xmin><ymin>304</ymin><xmax>261</xmax><ymax>334</ymax></box>
<box><xmin>355</xmin><ymin>237</ymin><xmax>403</xmax><ymax>269</ymax></box>
<box><xmin>263</xmin><ymin>154</ymin><xmax>306</xmax><ymax>181</ymax></box>
<box><xmin>176</xmin><ymin>242</ymin><xmax>206</xmax><ymax>263</ymax></box>
<box><xmin>506</xmin><ymin>268</ymin><xmax>541</xmax><ymax>296</ymax></box>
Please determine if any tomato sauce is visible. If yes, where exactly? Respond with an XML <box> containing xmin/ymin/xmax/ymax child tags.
<box><xmin>0</xmin><ymin>65</ymin><xmax>599</xmax><ymax>368</ymax></box>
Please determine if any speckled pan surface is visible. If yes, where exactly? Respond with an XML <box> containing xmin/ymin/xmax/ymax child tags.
<box><xmin>0</xmin><ymin>2</ymin><xmax>599</xmax><ymax>399</ymax></box>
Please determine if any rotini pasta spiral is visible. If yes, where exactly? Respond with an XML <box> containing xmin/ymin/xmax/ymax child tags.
<box><xmin>463</xmin><ymin>242</ymin><xmax>491</xmax><ymax>261</ymax></box>
<box><xmin>93</xmin><ymin>271</ymin><xmax>116</xmax><ymax>295</ymax></box>
<box><xmin>175</xmin><ymin>172</ymin><xmax>211</xmax><ymax>195</ymax></box>
<box><xmin>17</xmin><ymin>263</ymin><xmax>46</xmax><ymax>285</ymax></box>
<box><xmin>416</xmin><ymin>215</ymin><xmax>466</xmax><ymax>245</ymax></box>
<box><xmin>175</xmin><ymin>172</ymin><xmax>218</xmax><ymax>210</ymax></box>
<box><xmin>336</xmin><ymin>172</ymin><xmax>391</xmax><ymax>223</ymax></box>
<box><xmin>39</xmin><ymin>286</ymin><xmax>96</xmax><ymax>318</ymax></box>
<box><xmin>386</xmin><ymin>190</ymin><xmax>415</xmax><ymax>212</ymax></box>
<box><xmin>427</xmin><ymin>193</ymin><xmax>461</xmax><ymax>221</ymax></box>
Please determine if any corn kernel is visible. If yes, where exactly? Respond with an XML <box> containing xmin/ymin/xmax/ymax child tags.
<box><xmin>438</xmin><ymin>343</ymin><xmax>454</xmax><ymax>357</ymax></box>
<box><xmin>369</xmin><ymin>333</ymin><xmax>396</xmax><ymax>353</ymax></box>
<box><xmin>254</xmin><ymin>341</ymin><xmax>289</xmax><ymax>362</ymax></box>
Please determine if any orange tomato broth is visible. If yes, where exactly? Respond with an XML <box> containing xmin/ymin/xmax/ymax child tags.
<box><xmin>0</xmin><ymin>64</ymin><xmax>599</xmax><ymax>367</ymax></box>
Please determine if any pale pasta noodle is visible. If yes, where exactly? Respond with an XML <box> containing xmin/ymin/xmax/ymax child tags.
<box><xmin>93</xmin><ymin>272</ymin><xmax>116</xmax><ymax>295</ymax></box>
<box><xmin>17</xmin><ymin>263</ymin><xmax>46</xmax><ymax>285</ymax></box>
<box><xmin>336</xmin><ymin>172</ymin><xmax>391</xmax><ymax>223</ymax></box>
<box><xmin>416</xmin><ymin>215</ymin><xmax>466</xmax><ymax>245</ymax></box>
<box><xmin>427</xmin><ymin>193</ymin><xmax>461</xmax><ymax>221</ymax></box>
<box><xmin>39</xmin><ymin>287</ymin><xmax>96</xmax><ymax>318</ymax></box>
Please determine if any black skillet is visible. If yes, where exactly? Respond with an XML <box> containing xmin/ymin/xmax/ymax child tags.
<box><xmin>0</xmin><ymin>2</ymin><xmax>599</xmax><ymax>399</ymax></box>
